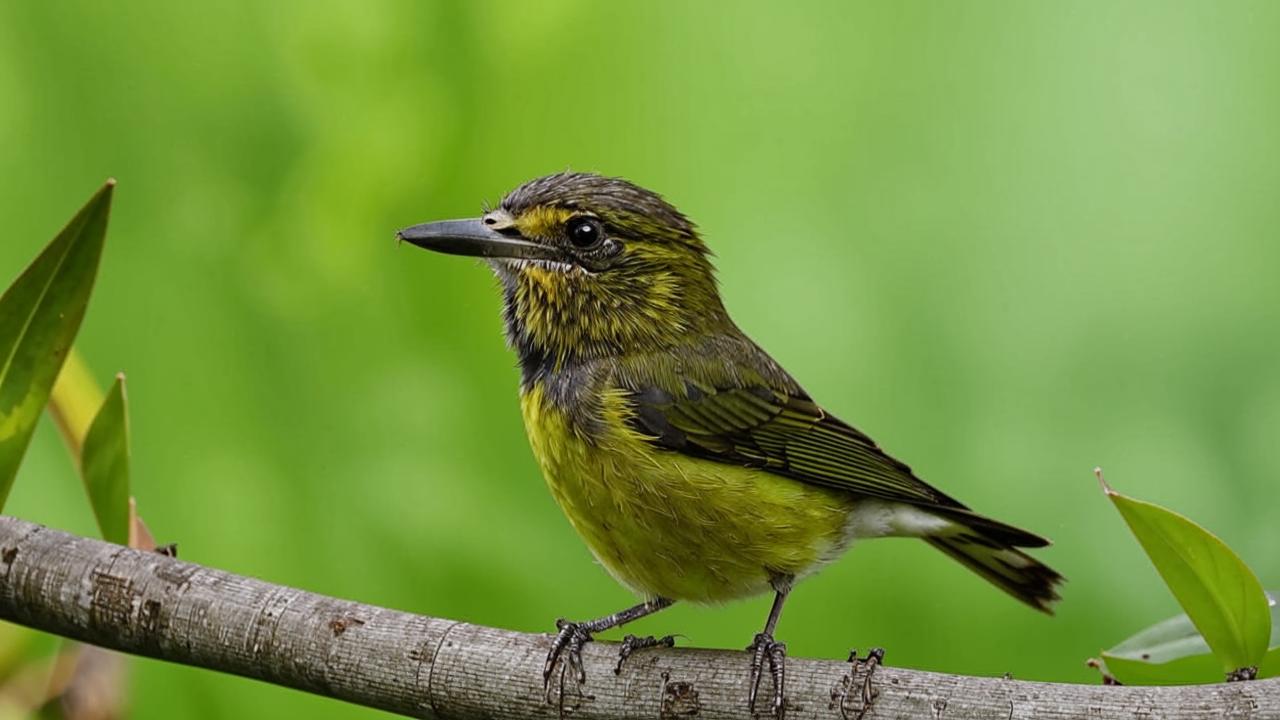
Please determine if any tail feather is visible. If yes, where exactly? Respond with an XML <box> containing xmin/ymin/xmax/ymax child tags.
<box><xmin>926</xmin><ymin>525</ymin><xmax>1064</xmax><ymax>613</ymax></box>
<box><xmin>930</xmin><ymin>506</ymin><xmax>1051</xmax><ymax>548</ymax></box>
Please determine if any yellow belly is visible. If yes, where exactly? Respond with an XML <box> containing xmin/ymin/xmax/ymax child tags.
<box><xmin>521</xmin><ymin>384</ymin><xmax>856</xmax><ymax>603</ymax></box>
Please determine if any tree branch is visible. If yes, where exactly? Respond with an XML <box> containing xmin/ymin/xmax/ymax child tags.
<box><xmin>0</xmin><ymin>516</ymin><xmax>1274</xmax><ymax>719</ymax></box>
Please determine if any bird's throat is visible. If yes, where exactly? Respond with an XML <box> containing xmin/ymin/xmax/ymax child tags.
<box><xmin>495</xmin><ymin>260</ymin><xmax>718</xmax><ymax>385</ymax></box>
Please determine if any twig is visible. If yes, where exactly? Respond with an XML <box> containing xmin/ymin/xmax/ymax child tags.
<box><xmin>0</xmin><ymin>516</ymin><xmax>1274</xmax><ymax>719</ymax></box>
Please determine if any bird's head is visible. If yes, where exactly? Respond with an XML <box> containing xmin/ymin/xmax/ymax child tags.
<box><xmin>399</xmin><ymin>172</ymin><xmax>728</xmax><ymax>369</ymax></box>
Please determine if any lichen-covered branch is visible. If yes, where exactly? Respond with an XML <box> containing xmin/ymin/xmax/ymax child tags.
<box><xmin>0</xmin><ymin>516</ymin><xmax>1274</xmax><ymax>719</ymax></box>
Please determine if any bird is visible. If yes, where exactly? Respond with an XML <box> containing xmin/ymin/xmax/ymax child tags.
<box><xmin>397</xmin><ymin>172</ymin><xmax>1062</xmax><ymax>716</ymax></box>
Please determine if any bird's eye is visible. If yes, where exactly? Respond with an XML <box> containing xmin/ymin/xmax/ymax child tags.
<box><xmin>567</xmin><ymin>217</ymin><xmax>603</xmax><ymax>248</ymax></box>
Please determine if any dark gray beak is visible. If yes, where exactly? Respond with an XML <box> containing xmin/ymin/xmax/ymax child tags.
<box><xmin>396</xmin><ymin>218</ymin><xmax>561</xmax><ymax>261</ymax></box>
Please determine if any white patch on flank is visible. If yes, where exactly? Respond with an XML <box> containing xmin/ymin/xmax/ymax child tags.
<box><xmin>843</xmin><ymin>499</ymin><xmax>953</xmax><ymax>541</ymax></box>
<box><xmin>805</xmin><ymin>499</ymin><xmax>958</xmax><ymax>577</ymax></box>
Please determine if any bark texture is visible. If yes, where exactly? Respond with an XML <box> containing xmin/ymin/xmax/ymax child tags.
<box><xmin>0</xmin><ymin>516</ymin><xmax>1275</xmax><ymax>719</ymax></box>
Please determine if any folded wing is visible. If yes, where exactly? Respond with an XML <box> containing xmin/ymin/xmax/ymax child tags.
<box><xmin>629</xmin><ymin>382</ymin><xmax>1048</xmax><ymax>549</ymax></box>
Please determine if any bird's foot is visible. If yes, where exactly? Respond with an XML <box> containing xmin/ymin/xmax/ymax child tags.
<box><xmin>746</xmin><ymin>632</ymin><xmax>787</xmax><ymax>717</ymax></box>
<box><xmin>540</xmin><ymin>598</ymin><xmax>676</xmax><ymax>706</ymax></box>
<box><xmin>543</xmin><ymin>618</ymin><xmax>593</xmax><ymax>703</ymax></box>
<box><xmin>847</xmin><ymin>647</ymin><xmax>886</xmax><ymax>712</ymax></box>
<box><xmin>614</xmin><ymin>633</ymin><xmax>676</xmax><ymax>674</ymax></box>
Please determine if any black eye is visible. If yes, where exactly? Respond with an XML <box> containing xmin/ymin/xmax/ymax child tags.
<box><xmin>567</xmin><ymin>217</ymin><xmax>603</xmax><ymax>248</ymax></box>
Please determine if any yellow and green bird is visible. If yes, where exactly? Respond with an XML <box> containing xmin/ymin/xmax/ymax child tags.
<box><xmin>399</xmin><ymin>172</ymin><xmax>1062</xmax><ymax>715</ymax></box>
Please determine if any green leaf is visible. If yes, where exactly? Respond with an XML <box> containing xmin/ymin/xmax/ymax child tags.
<box><xmin>1100</xmin><ymin>591</ymin><xmax>1279</xmax><ymax>684</ymax></box>
<box><xmin>1263</xmin><ymin>644</ymin><xmax>1280</xmax><ymax>679</ymax></box>
<box><xmin>1101</xmin><ymin>652</ymin><xmax>1222</xmax><ymax>686</ymax></box>
<box><xmin>1101</xmin><ymin>471</ymin><xmax>1271</xmax><ymax>672</ymax></box>
<box><xmin>80</xmin><ymin>374</ymin><xmax>130</xmax><ymax>545</ymax></box>
<box><xmin>0</xmin><ymin>181</ymin><xmax>114</xmax><ymax>510</ymax></box>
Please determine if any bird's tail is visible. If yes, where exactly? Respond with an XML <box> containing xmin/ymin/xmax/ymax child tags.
<box><xmin>925</xmin><ymin>512</ymin><xmax>1064</xmax><ymax>613</ymax></box>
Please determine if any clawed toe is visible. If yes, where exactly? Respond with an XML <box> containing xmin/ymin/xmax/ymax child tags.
<box><xmin>746</xmin><ymin>632</ymin><xmax>787</xmax><ymax>717</ymax></box>
<box><xmin>543</xmin><ymin>619</ymin><xmax>593</xmax><ymax>701</ymax></box>
<box><xmin>848</xmin><ymin>647</ymin><xmax>886</xmax><ymax>709</ymax></box>
<box><xmin>614</xmin><ymin>633</ymin><xmax>676</xmax><ymax>674</ymax></box>
<box><xmin>539</xmin><ymin>598</ymin><xmax>677</xmax><ymax>707</ymax></box>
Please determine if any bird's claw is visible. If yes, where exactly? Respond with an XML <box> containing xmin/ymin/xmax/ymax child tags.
<box><xmin>746</xmin><ymin>632</ymin><xmax>787</xmax><ymax>717</ymax></box>
<box><xmin>543</xmin><ymin>618</ymin><xmax>593</xmax><ymax>702</ymax></box>
<box><xmin>847</xmin><ymin>647</ymin><xmax>886</xmax><ymax>714</ymax></box>
<box><xmin>614</xmin><ymin>633</ymin><xmax>676</xmax><ymax>674</ymax></box>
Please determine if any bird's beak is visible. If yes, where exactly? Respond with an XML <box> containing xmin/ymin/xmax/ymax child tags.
<box><xmin>396</xmin><ymin>218</ymin><xmax>561</xmax><ymax>261</ymax></box>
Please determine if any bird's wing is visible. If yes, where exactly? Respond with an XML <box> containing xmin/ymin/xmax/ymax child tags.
<box><xmin>629</xmin><ymin>381</ymin><xmax>966</xmax><ymax>509</ymax></box>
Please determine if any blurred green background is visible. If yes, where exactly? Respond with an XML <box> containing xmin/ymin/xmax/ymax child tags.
<box><xmin>2</xmin><ymin>0</ymin><xmax>1279</xmax><ymax>716</ymax></box>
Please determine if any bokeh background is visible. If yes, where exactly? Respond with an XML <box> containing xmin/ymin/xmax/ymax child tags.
<box><xmin>2</xmin><ymin>0</ymin><xmax>1279</xmax><ymax>716</ymax></box>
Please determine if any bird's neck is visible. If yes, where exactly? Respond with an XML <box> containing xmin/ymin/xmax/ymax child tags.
<box><xmin>495</xmin><ymin>263</ymin><xmax>728</xmax><ymax>388</ymax></box>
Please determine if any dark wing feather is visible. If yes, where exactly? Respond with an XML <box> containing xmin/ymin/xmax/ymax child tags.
<box><xmin>629</xmin><ymin>382</ymin><xmax>1050</xmax><ymax>548</ymax></box>
<box><xmin>631</xmin><ymin>383</ymin><xmax>960</xmax><ymax>507</ymax></box>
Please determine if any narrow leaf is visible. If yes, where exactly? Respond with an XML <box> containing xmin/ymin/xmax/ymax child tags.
<box><xmin>0</xmin><ymin>181</ymin><xmax>114</xmax><ymax>509</ymax></box>
<box><xmin>80</xmin><ymin>374</ymin><xmax>130</xmax><ymax>545</ymax></box>
<box><xmin>128</xmin><ymin>498</ymin><xmax>158</xmax><ymax>551</ymax></box>
<box><xmin>1099</xmin><ymin>469</ymin><xmax>1271</xmax><ymax>672</ymax></box>
<box><xmin>48</xmin><ymin>347</ymin><xmax>106</xmax><ymax>459</ymax></box>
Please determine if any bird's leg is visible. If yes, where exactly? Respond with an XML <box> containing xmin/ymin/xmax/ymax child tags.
<box><xmin>746</xmin><ymin>577</ymin><xmax>792</xmax><ymax>718</ymax></box>
<box><xmin>543</xmin><ymin>596</ymin><xmax>673</xmax><ymax>701</ymax></box>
